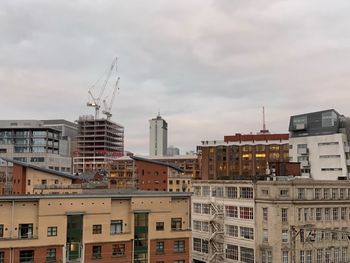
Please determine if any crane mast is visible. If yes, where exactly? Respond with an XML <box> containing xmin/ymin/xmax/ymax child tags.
<box><xmin>87</xmin><ymin>57</ymin><xmax>120</xmax><ymax>120</ymax></box>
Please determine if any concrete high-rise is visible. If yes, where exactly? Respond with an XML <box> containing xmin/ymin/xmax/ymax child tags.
<box><xmin>149</xmin><ymin>114</ymin><xmax>167</xmax><ymax>156</ymax></box>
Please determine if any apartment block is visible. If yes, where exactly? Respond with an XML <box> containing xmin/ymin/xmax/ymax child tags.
<box><xmin>0</xmin><ymin>120</ymin><xmax>72</xmax><ymax>173</ymax></box>
<box><xmin>73</xmin><ymin>115</ymin><xmax>124</xmax><ymax>173</ymax></box>
<box><xmin>108</xmin><ymin>156</ymin><xmax>192</xmax><ymax>192</ymax></box>
<box><xmin>289</xmin><ymin>109</ymin><xmax>350</xmax><ymax>180</ymax></box>
<box><xmin>199</xmin><ymin>133</ymin><xmax>289</xmax><ymax>180</ymax></box>
<box><xmin>192</xmin><ymin>178</ymin><xmax>350</xmax><ymax>263</ymax></box>
<box><xmin>0</xmin><ymin>191</ymin><xmax>191</xmax><ymax>263</ymax></box>
<box><xmin>149</xmin><ymin>114</ymin><xmax>168</xmax><ymax>157</ymax></box>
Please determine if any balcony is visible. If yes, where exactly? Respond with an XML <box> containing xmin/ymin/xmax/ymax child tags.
<box><xmin>298</xmin><ymin>148</ymin><xmax>309</xmax><ymax>155</ymax></box>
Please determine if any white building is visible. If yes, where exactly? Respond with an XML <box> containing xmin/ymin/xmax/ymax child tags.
<box><xmin>149</xmin><ymin>114</ymin><xmax>168</xmax><ymax>156</ymax></box>
<box><xmin>288</xmin><ymin>109</ymin><xmax>350</xmax><ymax>180</ymax></box>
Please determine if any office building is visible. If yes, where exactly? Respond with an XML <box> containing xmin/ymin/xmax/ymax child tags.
<box><xmin>149</xmin><ymin>114</ymin><xmax>168</xmax><ymax>156</ymax></box>
<box><xmin>167</xmin><ymin>146</ymin><xmax>180</xmax><ymax>156</ymax></box>
<box><xmin>73</xmin><ymin>115</ymin><xmax>124</xmax><ymax>173</ymax></box>
<box><xmin>0</xmin><ymin>120</ymin><xmax>72</xmax><ymax>173</ymax></box>
<box><xmin>192</xmin><ymin>178</ymin><xmax>350</xmax><ymax>263</ymax></box>
<box><xmin>289</xmin><ymin>109</ymin><xmax>350</xmax><ymax>180</ymax></box>
<box><xmin>199</xmin><ymin>133</ymin><xmax>289</xmax><ymax>180</ymax></box>
<box><xmin>0</xmin><ymin>190</ymin><xmax>191</xmax><ymax>263</ymax></box>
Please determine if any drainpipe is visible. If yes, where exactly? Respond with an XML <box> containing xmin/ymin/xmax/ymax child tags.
<box><xmin>11</xmin><ymin>200</ymin><xmax>14</xmax><ymax>238</ymax></box>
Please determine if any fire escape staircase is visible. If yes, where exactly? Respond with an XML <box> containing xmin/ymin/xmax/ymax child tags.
<box><xmin>208</xmin><ymin>201</ymin><xmax>225</xmax><ymax>262</ymax></box>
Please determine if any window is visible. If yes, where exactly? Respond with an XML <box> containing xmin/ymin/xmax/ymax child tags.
<box><xmin>333</xmin><ymin>208</ymin><xmax>339</xmax><ymax>220</ymax></box>
<box><xmin>20</xmin><ymin>250</ymin><xmax>34</xmax><ymax>263</ymax></box>
<box><xmin>173</xmin><ymin>240</ymin><xmax>185</xmax><ymax>253</ymax></box>
<box><xmin>27</xmin><ymin>180</ymin><xmax>31</xmax><ymax>186</ymax></box>
<box><xmin>263</xmin><ymin>208</ymin><xmax>268</xmax><ymax>221</ymax></box>
<box><xmin>298</xmin><ymin>188</ymin><xmax>305</xmax><ymax>199</ymax></box>
<box><xmin>112</xmin><ymin>244</ymin><xmax>125</xmax><ymax>257</ymax></box>
<box><xmin>202</xmin><ymin>204</ymin><xmax>210</xmax><ymax>214</ymax></box>
<box><xmin>240</xmin><ymin>207</ymin><xmax>253</xmax><ymax>220</ymax></box>
<box><xmin>202</xmin><ymin>221</ymin><xmax>209</xmax><ymax>232</ymax></box>
<box><xmin>225</xmin><ymin>206</ymin><xmax>238</xmax><ymax>218</ymax></box>
<box><xmin>93</xmin><ymin>224</ymin><xmax>102</xmax><ymax>234</ymax></box>
<box><xmin>193</xmin><ymin>238</ymin><xmax>201</xmax><ymax>252</ymax></box>
<box><xmin>47</xmin><ymin>226</ymin><xmax>57</xmax><ymax>237</ymax></box>
<box><xmin>46</xmin><ymin>248</ymin><xmax>56</xmax><ymax>262</ymax></box>
<box><xmin>226</xmin><ymin>187</ymin><xmax>237</xmax><ymax>198</ymax></box>
<box><xmin>300</xmin><ymin>250</ymin><xmax>305</xmax><ymax>263</ymax></box>
<box><xmin>110</xmin><ymin>220</ymin><xmax>123</xmax><ymax>234</ymax></box>
<box><xmin>0</xmin><ymin>225</ymin><xmax>3</xmax><ymax>238</ymax></box>
<box><xmin>306</xmin><ymin>250</ymin><xmax>312</xmax><ymax>263</ymax></box>
<box><xmin>316</xmin><ymin>249</ymin><xmax>323</xmax><ymax>263</ymax></box>
<box><xmin>156</xmin><ymin>241</ymin><xmax>164</xmax><ymax>254</ymax></box>
<box><xmin>0</xmin><ymin>252</ymin><xmax>3</xmax><ymax>263</ymax></box>
<box><xmin>240</xmin><ymin>247</ymin><xmax>254</xmax><ymax>263</ymax></box>
<box><xmin>193</xmin><ymin>221</ymin><xmax>201</xmax><ymax>231</ymax></box>
<box><xmin>262</xmin><ymin>250</ymin><xmax>272</xmax><ymax>263</ymax></box>
<box><xmin>225</xmin><ymin>224</ymin><xmax>238</xmax><ymax>237</ymax></box>
<box><xmin>212</xmin><ymin>186</ymin><xmax>223</xmax><ymax>197</ymax></box>
<box><xmin>173</xmin><ymin>261</ymin><xmax>185</xmax><ymax>263</ymax></box>
<box><xmin>226</xmin><ymin>244</ymin><xmax>238</xmax><ymax>260</ymax></box>
<box><xmin>240</xmin><ymin>187</ymin><xmax>253</xmax><ymax>199</ymax></box>
<box><xmin>342</xmin><ymin>247</ymin><xmax>348</xmax><ymax>262</ymax></box>
<box><xmin>315</xmin><ymin>188</ymin><xmax>321</xmax><ymax>199</ymax></box>
<box><xmin>240</xmin><ymin>227</ymin><xmax>254</xmax><ymax>240</ymax></box>
<box><xmin>280</xmin><ymin>189</ymin><xmax>289</xmax><ymax>197</ymax></box>
<box><xmin>92</xmin><ymin>245</ymin><xmax>102</xmax><ymax>259</ymax></box>
<box><xmin>282</xmin><ymin>208</ymin><xmax>288</xmax><ymax>222</ymax></box>
<box><xmin>325</xmin><ymin>208</ymin><xmax>331</xmax><ymax>220</ymax></box>
<box><xmin>171</xmin><ymin>218</ymin><xmax>182</xmax><ymax>231</ymax></box>
<box><xmin>19</xmin><ymin>224</ymin><xmax>33</xmax><ymax>239</ymax></box>
<box><xmin>324</xmin><ymin>188</ymin><xmax>330</xmax><ymax>199</ymax></box>
<box><xmin>41</xmin><ymin>179</ymin><xmax>47</xmax><ymax>185</ymax></box>
<box><xmin>316</xmin><ymin>208</ymin><xmax>322</xmax><ymax>221</ymax></box>
<box><xmin>193</xmin><ymin>203</ymin><xmax>201</xmax><ymax>213</ymax></box>
<box><xmin>202</xmin><ymin>186</ymin><xmax>210</xmax><ymax>196</ymax></box>
<box><xmin>282</xmin><ymin>229</ymin><xmax>288</xmax><ymax>243</ymax></box>
<box><xmin>263</xmin><ymin>229</ymin><xmax>268</xmax><ymax>242</ymax></box>
<box><xmin>340</xmin><ymin>188</ymin><xmax>346</xmax><ymax>199</ymax></box>
<box><xmin>156</xmin><ymin>222</ymin><xmax>164</xmax><ymax>231</ymax></box>
<box><xmin>282</xmin><ymin>251</ymin><xmax>289</xmax><ymax>263</ymax></box>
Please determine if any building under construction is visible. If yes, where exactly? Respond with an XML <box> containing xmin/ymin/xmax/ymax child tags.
<box><xmin>73</xmin><ymin>115</ymin><xmax>124</xmax><ymax>173</ymax></box>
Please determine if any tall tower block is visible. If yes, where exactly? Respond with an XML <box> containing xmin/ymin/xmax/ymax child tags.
<box><xmin>149</xmin><ymin>114</ymin><xmax>168</xmax><ymax>156</ymax></box>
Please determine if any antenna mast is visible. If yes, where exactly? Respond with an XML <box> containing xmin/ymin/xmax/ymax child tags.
<box><xmin>259</xmin><ymin>106</ymin><xmax>270</xmax><ymax>134</ymax></box>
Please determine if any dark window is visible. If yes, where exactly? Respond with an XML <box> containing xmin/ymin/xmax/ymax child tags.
<box><xmin>110</xmin><ymin>220</ymin><xmax>123</xmax><ymax>234</ymax></box>
<box><xmin>171</xmin><ymin>218</ymin><xmax>182</xmax><ymax>231</ymax></box>
<box><xmin>0</xmin><ymin>224</ymin><xmax>3</xmax><ymax>238</ymax></box>
<box><xmin>156</xmin><ymin>222</ymin><xmax>164</xmax><ymax>231</ymax></box>
<box><xmin>0</xmin><ymin>251</ymin><xmax>4</xmax><ymax>263</ymax></box>
<box><xmin>112</xmin><ymin>244</ymin><xmax>125</xmax><ymax>257</ymax></box>
<box><xmin>156</xmin><ymin>241</ymin><xmax>164</xmax><ymax>254</ymax></box>
<box><xmin>19</xmin><ymin>250</ymin><xmax>34</xmax><ymax>263</ymax></box>
<box><xmin>92</xmin><ymin>245</ymin><xmax>102</xmax><ymax>259</ymax></box>
<box><xmin>46</xmin><ymin>248</ymin><xmax>56</xmax><ymax>262</ymax></box>
<box><xmin>93</xmin><ymin>224</ymin><xmax>102</xmax><ymax>234</ymax></box>
<box><xmin>47</xmin><ymin>226</ymin><xmax>57</xmax><ymax>237</ymax></box>
<box><xmin>41</xmin><ymin>179</ymin><xmax>47</xmax><ymax>185</ymax></box>
<box><xmin>19</xmin><ymin>224</ymin><xmax>33</xmax><ymax>239</ymax></box>
<box><xmin>27</xmin><ymin>180</ymin><xmax>31</xmax><ymax>186</ymax></box>
<box><xmin>173</xmin><ymin>240</ymin><xmax>185</xmax><ymax>253</ymax></box>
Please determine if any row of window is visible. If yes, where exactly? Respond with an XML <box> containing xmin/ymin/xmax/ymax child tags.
<box><xmin>193</xmin><ymin>238</ymin><xmax>254</xmax><ymax>262</ymax></box>
<box><xmin>0</xmin><ymin>249</ymin><xmax>56</xmax><ymax>263</ymax></box>
<box><xmin>298</xmin><ymin>187</ymin><xmax>350</xmax><ymax>200</ymax></box>
<box><xmin>226</xmin><ymin>206</ymin><xmax>254</xmax><ymax>220</ymax></box>
<box><xmin>193</xmin><ymin>186</ymin><xmax>253</xmax><ymax>199</ymax></box>
<box><xmin>300</xmin><ymin>247</ymin><xmax>348</xmax><ymax>263</ymax></box>
<box><xmin>298</xmin><ymin>207</ymin><xmax>350</xmax><ymax>222</ymax></box>
<box><xmin>92</xmin><ymin>244</ymin><xmax>126</xmax><ymax>259</ymax></box>
<box><xmin>155</xmin><ymin>240</ymin><xmax>185</xmax><ymax>254</ymax></box>
<box><xmin>299</xmin><ymin>228</ymin><xmax>350</xmax><ymax>243</ymax></box>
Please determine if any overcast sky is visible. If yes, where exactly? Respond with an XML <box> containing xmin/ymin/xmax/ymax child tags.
<box><xmin>1</xmin><ymin>0</ymin><xmax>350</xmax><ymax>154</ymax></box>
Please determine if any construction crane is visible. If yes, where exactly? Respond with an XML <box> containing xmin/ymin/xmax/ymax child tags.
<box><xmin>87</xmin><ymin>57</ymin><xmax>119</xmax><ymax>119</ymax></box>
<box><xmin>102</xmin><ymin>76</ymin><xmax>120</xmax><ymax>120</ymax></box>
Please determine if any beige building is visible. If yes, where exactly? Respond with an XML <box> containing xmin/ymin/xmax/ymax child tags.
<box><xmin>0</xmin><ymin>190</ymin><xmax>191</xmax><ymax>263</ymax></box>
<box><xmin>192</xmin><ymin>178</ymin><xmax>350</xmax><ymax>263</ymax></box>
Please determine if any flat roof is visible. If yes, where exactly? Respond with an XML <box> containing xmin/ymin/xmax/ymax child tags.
<box><xmin>0</xmin><ymin>190</ymin><xmax>192</xmax><ymax>201</ymax></box>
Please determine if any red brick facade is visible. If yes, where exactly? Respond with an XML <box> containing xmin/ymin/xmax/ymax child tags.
<box><xmin>150</xmin><ymin>238</ymin><xmax>190</xmax><ymax>263</ymax></box>
<box><xmin>84</xmin><ymin>241</ymin><xmax>133</xmax><ymax>263</ymax></box>
<box><xmin>137</xmin><ymin>160</ymin><xmax>168</xmax><ymax>191</ymax></box>
<box><xmin>12</xmin><ymin>164</ymin><xmax>26</xmax><ymax>194</ymax></box>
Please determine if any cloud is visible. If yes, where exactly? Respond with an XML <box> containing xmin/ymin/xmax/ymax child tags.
<box><xmin>1</xmin><ymin>0</ymin><xmax>350</xmax><ymax>154</ymax></box>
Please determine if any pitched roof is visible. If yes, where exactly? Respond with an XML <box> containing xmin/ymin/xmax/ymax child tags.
<box><xmin>0</xmin><ymin>157</ymin><xmax>77</xmax><ymax>180</ymax></box>
<box><xmin>130</xmin><ymin>156</ymin><xmax>184</xmax><ymax>173</ymax></box>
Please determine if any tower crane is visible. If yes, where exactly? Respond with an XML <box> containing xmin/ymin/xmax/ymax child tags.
<box><xmin>87</xmin><ymin>57</ymin><xmax>119</xmax><ymax>119</ymax></box>
<box><xmin>102</xmin><ymin>76</ymin><xmax>120</xmax><ymax>120</ymax></box>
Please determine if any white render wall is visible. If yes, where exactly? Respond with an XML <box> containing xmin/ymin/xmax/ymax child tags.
<box><xmin>289</xmin><ymin>133</ymin><xmax>350</xmax><ymax>180</ymax></box>
<box><xmin>149</xmin><ymin>117</ymin><xmax>168</xmax><ymax>156</ymax></box>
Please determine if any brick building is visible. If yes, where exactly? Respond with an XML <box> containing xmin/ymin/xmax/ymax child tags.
<box><xmin>0</xmin><ymin>190</ymin><xmax>191</xmax><ymax>263</ymax></box>
<box><xmin>198</xmin><ymin>133</ymin><xmax>289</xmax><ymax>180</ymax></box>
